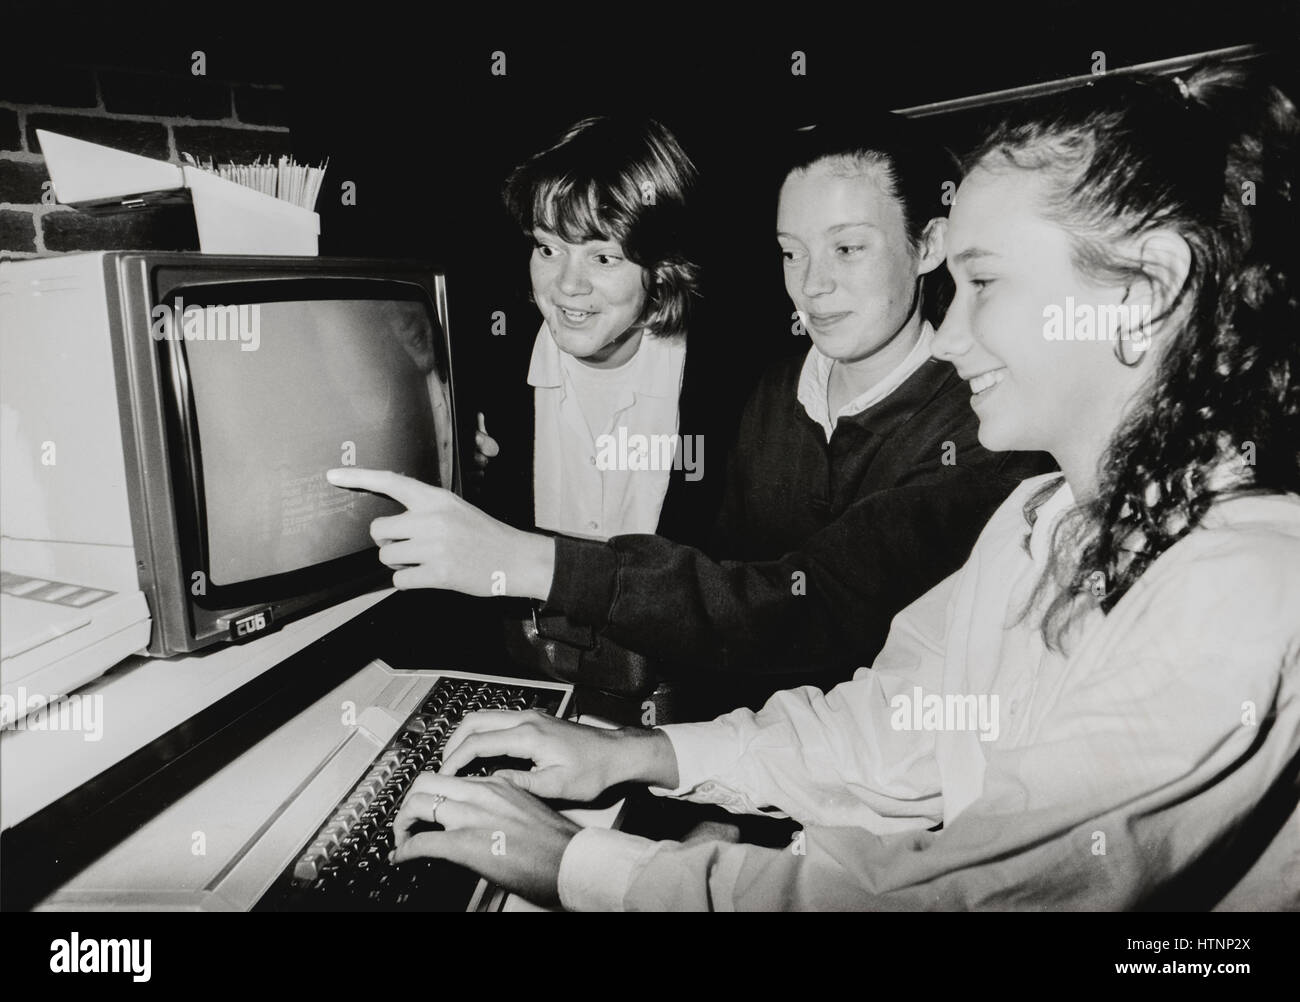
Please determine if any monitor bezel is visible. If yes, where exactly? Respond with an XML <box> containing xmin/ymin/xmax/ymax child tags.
<box><xmin>156</xmin><ymin>276</ymin><xmax>447</xmax><ymax>609</ymax></box>
<box><xmin>112</xmin><ymin>254</ymin><xmax>461</xmax><ymax>654</ymax></box>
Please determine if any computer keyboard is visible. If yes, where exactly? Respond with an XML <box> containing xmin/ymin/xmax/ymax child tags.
<box><xmin>257</xmin><ymin>674</ymin><xmax>566</xmax><ymax>911</ymax></box>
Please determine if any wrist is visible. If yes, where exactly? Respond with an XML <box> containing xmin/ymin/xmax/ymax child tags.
<box><xmin>608</xmin><ymin>727</ymin><xmax>679</xmax><ymax>790</ymax></box>
<box><xmin>511</xmin><ymin>532</ymin><xmax>556</xmax><ymax>601</ymax></box>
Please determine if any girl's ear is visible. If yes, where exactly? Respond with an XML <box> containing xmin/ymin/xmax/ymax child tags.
<box><xmin>1117</xmin><ymin>229</ymin><xmax>1193</xmax><ymax>356</ymax></box>
<box><xmin>1132</xmin><ymin>229</ymin><xmax>1193</xmax><ymax>321</ymax></box>
<box><xmin>1123</xmin><ymin>230</ymin><xmax>1190</xmax><ymax>317</ymax></box>
<box><xmin>916</xmin><ymin>217</ymin><xmax>949</xmax><ymax>277</ymax></box>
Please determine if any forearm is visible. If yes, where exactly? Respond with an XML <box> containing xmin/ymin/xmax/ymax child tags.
<box><xmin>547</xmin><ymin>534</ymin><xmax>848</xmax><ymax>669</ymax></box>
<box><xmin>570</xmin><ymin>693</ymin><xmax>1292</xmax><ymax>913</ymax></box>
<box><xmin>546</xmin><ymin>469</ymin><xmax>1023</xmax><ymax>672</ymax></box>
<box><xmin>647</xmin><ymin>653</ymin><xmax>945</xmax><ymax>831</ymax></box>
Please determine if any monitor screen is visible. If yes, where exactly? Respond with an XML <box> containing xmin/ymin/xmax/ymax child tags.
<box><xmin>176</xmin><ymin>289</ymin><xmax>450</xmax><ymax>588</ymax></box>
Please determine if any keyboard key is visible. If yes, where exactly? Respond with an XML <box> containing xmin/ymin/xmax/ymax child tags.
<box><xmin>293</xmin><ymin>854</ymin><xmax>323</xmax><ymax>882</ymax></box>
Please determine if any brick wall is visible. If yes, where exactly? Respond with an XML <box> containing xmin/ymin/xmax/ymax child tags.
<box><xmin>0</xmin><ymin>63</ymin><xmax>293</xmax><ymax>260</ymax></box>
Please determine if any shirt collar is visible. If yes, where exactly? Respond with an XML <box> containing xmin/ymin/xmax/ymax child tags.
<box><xmin>527</xmin><ymin>321</ymin><xmax>684</xmax><ymax>397</ymax></box>
<box><xmin>527</xmin><ymin>321</ymin><xmax>564</xmax><ymax>389</ymax></box>
<box><xmin>797</xmin><ymin>320</ymin><xmax>936</xmax><ymax>441</ymax></box>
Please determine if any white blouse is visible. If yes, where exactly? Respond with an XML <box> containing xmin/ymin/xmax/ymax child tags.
<box><xmin>559</xmin><ymin>474</ymin><xmax>1300</xmax><ymax>910</ymax></box>
<box><xmin>528</xmin><ymin>322</ymin><xmax>686</xmax><ymax>540</ymax></box>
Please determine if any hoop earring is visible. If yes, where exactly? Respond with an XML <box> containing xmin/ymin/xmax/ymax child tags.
<box><xmin>1113</xmin><ymin>326</ymin><xmax>1146</xmax><ymax>368</ymax></box>
<box><xmin>1114</xmin><ymin>283</ymin><xmax>1149</xmax><ymax>367</ymax></box>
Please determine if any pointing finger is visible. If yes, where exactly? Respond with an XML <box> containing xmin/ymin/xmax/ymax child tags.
<box><xmin>326</xmin><ymin>468</ymin><xmax>439</xmax><ymax>510</ymax></box>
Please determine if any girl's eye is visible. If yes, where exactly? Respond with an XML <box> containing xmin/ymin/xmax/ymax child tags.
<box><xmin>836</xmin><ymin>244</ymin><xmax>866</xmax><ymax>256</ymax></box>
<box><xmin>779</xmin><ymin>248</ymin><xmax>802</xmax><ymax>262</ymax></box>
<box><xmin>534</xmin><ymin>242</ymin><xmax>557</xmax><ymax>258</ymax></box>
<box><xmin>594</xmin><ymin>253</ymin><xmax>623</xmax><ymax>266</ymax></box>
<box><xmin>969</xmin><ymin>278</ymin><xmax>994</xmax><ymax>292</ymax></box>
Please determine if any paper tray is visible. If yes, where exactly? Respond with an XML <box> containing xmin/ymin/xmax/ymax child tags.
<box><xmin>38</xmin><ymin>129</ymin><xmax>319</xmax><ymax>255</ymax></box>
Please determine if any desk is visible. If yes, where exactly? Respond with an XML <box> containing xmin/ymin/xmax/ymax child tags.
<box><xmin>1</xmin><ymin>590</ymin><xmax>390</xmax><ymax>831</ymax></box>
<box><xmin>1</xmin><ymin>589</ymin><xmax>619</xmax><ymax>911</ymax></box>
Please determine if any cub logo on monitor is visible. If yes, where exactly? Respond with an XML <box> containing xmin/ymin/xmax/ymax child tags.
<box><xmin>232</xmin><ymin>609</ymin><xmax>273</xmax><ymax>639</ymax></box>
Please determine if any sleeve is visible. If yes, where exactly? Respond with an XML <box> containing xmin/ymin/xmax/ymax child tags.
<box><xmin>558</xmin><ymin>529</ymin><xmax>1300</xmax><ymax>910</ymax></box>
<box><xmin>651</xmin><ymin>568</ymin><xmax>957</xmax><ymax>833</ymax></box>
<box><xmin>548</xmin><ymin>446</ymin><xmax>1045</xmax><ymax>673</ymax></box>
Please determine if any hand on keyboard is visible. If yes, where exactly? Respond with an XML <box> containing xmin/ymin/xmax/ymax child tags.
<box><xmin>439</xmin><ymin>709</ymin><xmax>628</xmax><ymax>801</ymax></box>
<box><xmin>392</xmin><ymin>772</ymin><xmax>580</xmax><ymax>908</ymax></box>
<box><xmin>271</xmin><ymin>676</ymin><xmax>569</xmax><ymax>910</ymax></box>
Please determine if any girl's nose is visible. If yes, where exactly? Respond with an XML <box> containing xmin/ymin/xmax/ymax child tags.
<box><xmin>801</xmin><ymin>251</ymin><xmax>835</xmax><ymax>298</ymax></box>
<box><xmin>932</xmin><ymin>299</ymin><xmax>974</xmax><ymax>363</ymax></box>
<box><xmin>557</xmin><ymin>255</ymin><xmax>591</xmax><ymax>296</ymax></box>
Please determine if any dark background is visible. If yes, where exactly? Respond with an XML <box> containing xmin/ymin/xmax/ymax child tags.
<box><xmin>5</xmin><ymin>0</ymin><xmax>1298</xmax><ymax>462</ymax></box>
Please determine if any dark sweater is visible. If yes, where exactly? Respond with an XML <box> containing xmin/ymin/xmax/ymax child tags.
<box><xmin>545</xmin><ymin>352</ymin><xmax>1055</xmax><ymax>707</ymax></box>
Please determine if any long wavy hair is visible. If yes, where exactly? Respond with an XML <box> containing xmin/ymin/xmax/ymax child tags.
<box><xmin>968</xmin><ymin>63</ymin><xmax>1300</xmax><ymax>651</ymax></box>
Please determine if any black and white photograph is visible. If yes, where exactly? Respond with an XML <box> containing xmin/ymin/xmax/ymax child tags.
<box><xmin>1</xmin><ymin>0</ymin><xmax>1297</xmax><ymax>980</ymax></box>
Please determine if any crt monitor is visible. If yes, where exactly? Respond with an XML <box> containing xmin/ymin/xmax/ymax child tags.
<box><xmin>0</xmin><ymin>252</ymin><xmax>460</xmax><ymax>662</ymax></box>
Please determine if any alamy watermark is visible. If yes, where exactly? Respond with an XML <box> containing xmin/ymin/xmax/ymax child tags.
<box><xmin>889</xmin><ymin>686</ymin><xmax>1000</xmax><ymax>743</ymax></box>
<box><xmin>150</xmin><ymin>297</ymin><xmax>261</xmax><ymax>351</ymax></box>
<box><xmin>50</xmin><ymin>934</ymin><xmax>150</xmax><ymax>982</ymax></box>
<box><xmin>1043</xmin><ymin>297</ymin><xmax>1151</xmax><ymax>352</ymax></box>
<box><xmin>594</xmin><ymin>427</ymin><xmax>704</xmax><ymax>482</ymax></box>
<box><xmin>1</xmin><ymin>688</ymin><xmax>104</xmax><ymax>741</ymax></box>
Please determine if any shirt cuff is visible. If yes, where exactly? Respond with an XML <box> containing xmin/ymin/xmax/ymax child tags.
<box><xmin>546</xmin><ymin>535</ymin><xmax>619</xmax><ymax>628</ymax></box>
<box><xmin>647</xmin><ymin>722</ymin><xmax>745</xmax><ymax>798</ymax></box>
<box><xmin>557</xmin><ymin>827</ymin><xmax>660</xmax><ymax>912</ymax></box>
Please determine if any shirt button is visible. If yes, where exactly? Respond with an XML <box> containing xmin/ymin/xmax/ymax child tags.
<box><xmin>589</xmin><ymin>456</ymin><xmax>596</xmax><ymax>466</ymax></box>
<box><xmin>588</xmin><ymin>521</ymin><xmax>599</xmax><ymax>531</ymax></box>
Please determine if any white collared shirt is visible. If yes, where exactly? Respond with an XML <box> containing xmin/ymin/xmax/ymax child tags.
<box><xmin>529</xmin><ymin>322</ymin><xmax>686</xmax><ymax>540</ymax></box>
<box><xmin>797</xmin><ymin>321</ymin><xmax>936</xmax><ymax>441</ymax></box>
